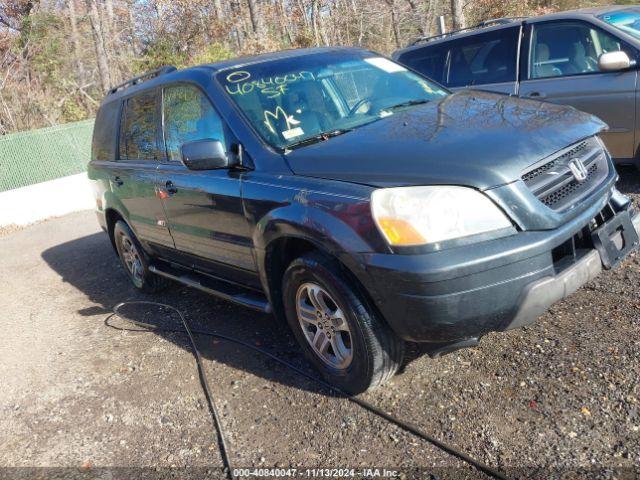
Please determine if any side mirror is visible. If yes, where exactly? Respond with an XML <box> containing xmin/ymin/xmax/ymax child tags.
<box><xmin>180</xmin><ymin>139</ymin><xmax>234</xmax><ymax>170</ymax></box>
<box><xmin>598</xmin><ymin>51</ymin><xmax>634</xmax><ymax>72</ymax></box>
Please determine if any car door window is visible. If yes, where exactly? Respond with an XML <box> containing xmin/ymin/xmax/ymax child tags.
<box><xmin>447</xmin><ymin>27</ymin><xmax>519</xmax><ymax>87</ymax></box>
<box><xmin>162</xmin><ymin>85</ymin><xmax>226</xmax><ymax>162</ymax></box>
<box><xmin>529</xmin><ymin>21</ymin><xmax>632</xmax><ymax>79</ymax></box>
<box><xmin>396</xmin><ymin>44</ymin><xmax>449</xmax><ymax>83</ymax></box>
<box><xmin>118</xmin><ymin>91</ymin><xmax>160</xmax><ymax>161</ymax></box>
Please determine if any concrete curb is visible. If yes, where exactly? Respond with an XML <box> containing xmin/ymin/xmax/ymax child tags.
<box><xmin>0</xmin><ymin>173</ymin><xmax>93</xmax><ymax>227</ymax></box>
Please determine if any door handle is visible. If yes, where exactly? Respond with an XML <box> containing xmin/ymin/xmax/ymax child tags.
<box><xmin>527</xmin><ymin>91</ymin><xmax>547</xmax><ymax>99</ymax></box>
<box><xmin>113</xmin><ymin>176</ymin><xmax>124</xmax><ymax>187</ymax></box>
<box><xmin>165</xmin><ymin>180</ymin><xmax>178</xmax><ymax>195</ymax></box>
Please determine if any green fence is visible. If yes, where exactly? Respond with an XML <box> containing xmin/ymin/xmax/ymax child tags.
<box><xmin>0</xmin><ymin>119</ymin><xmax>94</xmax><ymax>193</ymax></box>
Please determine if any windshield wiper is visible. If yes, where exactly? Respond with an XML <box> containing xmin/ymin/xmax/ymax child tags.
<box><xmin>285</xmin><ymin>128</ymin><xmax>353</xmax><ymax>151</ymax></box>
<box><xmin>385</xmin><ymin>98</ymin><xmax>431</xmax><ymax>111</ymax></box>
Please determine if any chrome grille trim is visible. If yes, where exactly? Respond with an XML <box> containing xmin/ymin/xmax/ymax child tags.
<box><xmin>521</xmin><ymin>137</ymin><xmax>609</xmax><ymax>211</ymax></box>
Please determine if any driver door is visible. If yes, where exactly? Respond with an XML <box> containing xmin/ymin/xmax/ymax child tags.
<box><xmin>519</xmin><ymin>20</ymin><xmax>638</xmax><ymax>160</ymax></box>
<box><xmin>156</xmin><ymin>84</ymin><xmax>258</xmax><ymax>284</ymax></box>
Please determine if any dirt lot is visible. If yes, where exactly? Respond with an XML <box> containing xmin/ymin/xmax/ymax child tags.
<box><xmin>1</xmin><ymin>169</ymin><xmax>640</xmax><ymax>479</ymax></box>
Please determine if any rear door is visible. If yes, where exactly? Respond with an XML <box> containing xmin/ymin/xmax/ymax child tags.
<box><xmin>156</xmin><ymin>83</ymin><xmax>258</xmax><ymax>285</ymax></box>
<box><xmin>518</xmin><ymin>20</ymin><xmax>638</xmax><ymax>160</ymax></box>
<box><xmin>112</xmin><ymin>90</ymin><xmax>174</xmax><ymax>249</ymax></box>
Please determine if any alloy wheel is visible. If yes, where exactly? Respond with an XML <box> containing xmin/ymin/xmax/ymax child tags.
<box><xmin>295</xmin><ymin>282</ymin><xmax>353</xmax><ymax>370</ymax></box>
<box><xmin>120</xmin><ymin>234</ymin><xmax>144</xmax><ymax>283</ymax></box>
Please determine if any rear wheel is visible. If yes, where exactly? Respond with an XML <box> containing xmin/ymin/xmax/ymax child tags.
<box><xmin>282</xmin><ymin>252</ymin><xmax>404</xmax><ymax>394</ymax></box>
<box><xmin>113</xmin><ymin>220</ymin><xmax>170</xmax><ymax>293</ymax></box>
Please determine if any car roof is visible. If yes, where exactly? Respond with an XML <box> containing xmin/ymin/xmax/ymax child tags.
<box><xmin>395</xmin><ymin>5</ymin><xmax>639</xmax><ymax>56</ymax></box>
<box><xmin>531</xmin><ymin>5</ymin><xmax>637</xmax><ymax>20</ymax></box>
<box><xmin>100</xmin><ymin>46</ymin><xmax>369</xmax><ymax>105</ymax></box>
<box><xmin>203</xmin><ymin>46</ymin><xmax>367</xmax><ymax>72</ymax></box>
<box><xmin>394</xmin><ymin>21</ymin><xmax>520</xmax><ymax>56</ymax></box>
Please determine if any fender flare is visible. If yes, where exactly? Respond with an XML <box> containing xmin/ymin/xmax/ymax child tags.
<box><xmin>253</xmin><ymin>203</ymin><xmax>382</xmax><ymax>312</ymax></box>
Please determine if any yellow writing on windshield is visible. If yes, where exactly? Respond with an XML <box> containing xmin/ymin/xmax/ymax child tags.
<box><xmin>225</xmin><ymin>70</ymin><xmax>315</xmax><ymax>98</ymax></box>
<box><xmin>263</xmin><ymin>106</ymin><xmax>300</xmax><ymax>134</ymax></box>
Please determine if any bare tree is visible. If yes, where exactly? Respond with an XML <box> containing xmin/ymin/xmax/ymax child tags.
<box><xmin>403</xmin><ymin>0</ymin><xmax>425</xmax><ymax>36</ymax></box>
<box><xmin>85</xmin><ymin>0</ymin><xmax>111</xmax><ymax>92</ymax></box>
<box><xmin>450</xmin><ymin>0</ymin><xmax>465</xmax><ymax>29</ymax></box>
<box><xmin>126</xmin><ymin>0</ymin><xmax>138</xmax><ymax>56</ymax></box>
<box><xmin>384</xmin><ymin>0</ymin><xmax>401</xmax><ymax>48</ymax></box>
<box><xmin>246</xmin><ymin>0</ymin><xmax>265</xmax><ymax>41</ymax></box>
<box><xmin>67</xmin><ymin>0</ymin><xmax>85</xmax><ymax>84</ymax></box>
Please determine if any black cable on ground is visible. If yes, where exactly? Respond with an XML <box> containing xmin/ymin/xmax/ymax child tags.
<box><xmin>109</xmin><ymin>301</ymin><xmax>510</xmax><ymax>480</ymax></box>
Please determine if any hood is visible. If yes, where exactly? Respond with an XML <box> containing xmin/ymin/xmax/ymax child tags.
<box><xmin>285</xmin><ymin>90</ymin><xmax>607</xmax><ymax>190</ymax></box>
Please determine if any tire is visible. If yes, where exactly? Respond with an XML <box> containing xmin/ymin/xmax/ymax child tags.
<box><xmin>282</xmin><ymin>252</ymin><xmax>404</xmax><ymax>394</ymax></box>
<box><xmin>113</xmin><ymin>220</ymin><xmax>170</xmax><ymax>293</ymax></box>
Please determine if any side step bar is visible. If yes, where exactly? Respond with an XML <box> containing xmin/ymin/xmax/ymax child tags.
<box><xmin>149</xmin><ymin>262</ymin><xmax>272</xmax><ymax>314</ymax></box>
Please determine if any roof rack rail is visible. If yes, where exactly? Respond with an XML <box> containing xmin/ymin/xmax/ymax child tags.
<box><xmin>107</xmin><ymin>65</ymin><xmax>177</xmax><ymax>95</ymax></box>
<box><xmin>407</xmin><ymin>17</ymin><xmax>527</xmax><ymax>47</ymax></box>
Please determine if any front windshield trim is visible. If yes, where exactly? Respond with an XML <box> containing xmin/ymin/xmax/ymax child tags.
<box><xmin>214</xmin><ymin>51</ymin><xmax>448</xmax><ymax>151</ymax></box>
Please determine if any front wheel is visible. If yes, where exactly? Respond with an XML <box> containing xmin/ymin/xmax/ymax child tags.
<box><xmin>282</xmin><ymin>252</ymin><xmax>404</xmax><ymax>394</ymax></box>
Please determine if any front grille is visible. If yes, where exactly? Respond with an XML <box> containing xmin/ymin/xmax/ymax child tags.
<box><xmin>521</xmin><ymin>137</ymin><xmax>609</xmax><ymax>211</ymax></box>
<box><xmin>540</xmin><ymin>163</ymin><xmax>598</xmax><ymax>208</ymax></box>
<box><xmin>522</xmin><ymin>141</ymin><xmax>589</xmax><ymax>183</ymax></box>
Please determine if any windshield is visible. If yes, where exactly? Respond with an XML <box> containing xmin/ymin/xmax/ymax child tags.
<box><xmin>216</xmin><ymin>52</ymin><xmax>447</xmax><ymax>150</ymax></box>
<box><xmin>599</xmin><ymin>9</ymin><xmax>640</xmax><ymax>40</ymax></box>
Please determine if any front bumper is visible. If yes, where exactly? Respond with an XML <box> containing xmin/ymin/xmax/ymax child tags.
<box><xmin>357</xmin><ymin>195</ymin><xmax>639</xmax><ymax>343</ymax></box>
<box><xmin>508</xmin><ymin>208</ymin><xmax>639</xmax><ymax>331</ymax></box>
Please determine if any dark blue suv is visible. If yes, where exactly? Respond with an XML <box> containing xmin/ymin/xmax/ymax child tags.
<box><xmin>89</xmin><ymin>47</ymin><xmax>639</xmax><ymax>393</ymax></box>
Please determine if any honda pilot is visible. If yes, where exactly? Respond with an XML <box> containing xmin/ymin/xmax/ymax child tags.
<box><xmin>88</xmin><ymin>47</ymin><xmax>640</xmax><ymax>393</ymax></box>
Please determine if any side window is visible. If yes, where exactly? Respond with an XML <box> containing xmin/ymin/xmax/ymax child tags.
<box><xmin>447</xmin><ymin>27</ymin><xmax>519</xmax><ymax>87</ymax></box>
<box><xmin>92</xmin><ymin>101</ymin><xmax>119</xmax><ymax>161</ymax></box>
<box><xmin>118</xmin><ymin>91</ymin><xmax>160</xmax><ymax>161</ymax></box>
<box><xmin>529</xmin><ymin>21</ymin><xmax>632</xmax><ymax>79</ymax></box>
<box><xmin>396</xmin><ymin>45</ymin><xmax>449</xmax><ymax>83</ymax></box>
<box><xmin>162</xmin><ymin>85</ymin><xmax>226</xmax><ymax>162</ymax></box>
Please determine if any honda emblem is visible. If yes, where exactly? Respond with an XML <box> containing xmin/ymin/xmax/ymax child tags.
<box><xmin>568</xmin><ymin>158</ymin><xmax>588</xmax><ymax>182</ymax></box>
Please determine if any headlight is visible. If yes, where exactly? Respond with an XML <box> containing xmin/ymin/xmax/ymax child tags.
<box><xmin>371</xmin><ymin>186</ymin><xmax>512</xmax><ymax>246</ymax></box>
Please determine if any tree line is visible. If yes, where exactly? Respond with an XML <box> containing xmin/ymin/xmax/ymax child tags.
<box><xmin>0</xmin><ymin>0</ymin><xmax>622</xmax><ymax>134</ymax></box>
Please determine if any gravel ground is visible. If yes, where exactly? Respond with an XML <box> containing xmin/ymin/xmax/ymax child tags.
<box><xmin>1</xmin><ymin>168</ymin><xmax>640</xmax><ymax>479</ymax></box>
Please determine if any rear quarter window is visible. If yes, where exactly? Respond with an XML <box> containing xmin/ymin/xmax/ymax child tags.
<box><xmin>91</xmin><ymin>101</ymin><xmax>120</xmax><ymax>161</ymax></box>
<box><xmin>447</xmin><ymin>27</ymin><xmax>519</xmax><ymax>87</ymax></box>
<box><xmin>396</xmin><ymin>45</ymin><xmax>449</xmax><ymax>83</ymax></box>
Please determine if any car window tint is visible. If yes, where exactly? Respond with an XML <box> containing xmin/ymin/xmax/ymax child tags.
<box><xmin>163</xmin><ymin>85</ymin><xmax>226</xmax><ymax>162</ymax></box>
<box><xmin>118</xmin><ymin>92</ymin><xmax>160</xmax><ymax>161</ymax></box>
<box><xmin>92</xmin><ymin>100</ymin><xmax>119</xmax><ymax>161</ymax></box>
<box><xmin>396</xmin><ymin>45</ymin><xmax>449</xmax><ymax>83</ymax></box>
<box><xmin>530</xmin><ymin>21</ymin><xmax>631</xmax><ymax>79</ymax></box>
<box><xmin>447</xmin><ymin>27</ymin><xmax>519</xmax><ymax>87</ymax></box>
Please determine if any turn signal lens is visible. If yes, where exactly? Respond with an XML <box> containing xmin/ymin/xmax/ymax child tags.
<box><xmin>376</xmin><ymin>218</ymin><xmax>427</xmax><ymax>245</ymax></box>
